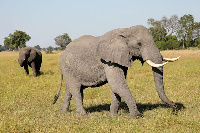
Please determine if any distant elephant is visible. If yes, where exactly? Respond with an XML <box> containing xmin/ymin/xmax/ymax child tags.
<box><xmin>53</xmin><ymin>25</ymin><xmax>180</xmax><ymax>118</ymax></box>
<box><xmin>18</xmin><ymin>47</ymin><xmax>42</xmax><ymax>77</ymax></box>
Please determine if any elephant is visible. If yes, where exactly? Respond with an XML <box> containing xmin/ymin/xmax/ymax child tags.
<box><xmin>18</xmin><ymin>47</ymin><xmax>42</xmax><ymax>77</ymax></box>
<box><xmin>53</xmin><ymin>25</ymin><xmax>180</xmax><ymax>118</ymax></box>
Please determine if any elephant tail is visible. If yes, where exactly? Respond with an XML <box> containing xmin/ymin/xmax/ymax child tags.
<box><xmin>53</xmin><ymin>74</ymin><xmax>63</xmax><ymax>104</ymax></box>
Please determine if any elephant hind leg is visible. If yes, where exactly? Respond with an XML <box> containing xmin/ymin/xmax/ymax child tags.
<box><xmin>31</xmin><ymin>62</ymin><xmax>37</xmax><ymax>77</ymax></box>
<box><xmin>110</xmin><ymin>92</ymin><xmax>121</xmax><ymax>116</ymax></box>
<box><xmin>60</xmin><ymin>88</ymin><xmax>72</xmax><ymax>113</ymax></box>
<box><xmin>35</xmin><ymin>64</ymin><xmax>41</xmax><ymax>76</ymax></box>
<box><xmin>64</xmin><ymin>76</ymin><xmax>86</xmax><ymax>115</ymax></box>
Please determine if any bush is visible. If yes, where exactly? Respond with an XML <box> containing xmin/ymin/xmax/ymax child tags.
<box><xmin>198</xmin><ymin>45</ymin><xmax>200</xmax><ymax>50</ymax></box>
<box><xmin>155</xmin><ymin>37</ymin><xmax>181</xmax><ymax>51</ymax></box>
<box><xmin>156</xmin><ymin>41</ymin><xmax>165</xmax><ymax>50</ymax></box>
<box><xmin>46</xmin><ymin>46</ymin><xmax>53</xmax><ymax>54</ymax></box>
<box><xmin>165</xmin><ymin>39</ymin><xmax>180</xmax><ymax>50</ymax></box>
<box><xmin>0</xmin><ymin>45</ymin><xmax>5</xmax><ymax>52</ymax></box>
<box><xmin>194</xmin><ymin>38</ymin><xmax>200</xmax><ymax>47</ymax></box>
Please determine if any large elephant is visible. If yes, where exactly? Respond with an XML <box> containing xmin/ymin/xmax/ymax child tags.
<box><xmin>18</xmin><ymin>47</ymin><xmax>42</xmax><ymax>77</ymax></box>
<box><xmin>53</xmin><ymin>25</ymin><xmax>180</xmax><ymax>118</ymax></box>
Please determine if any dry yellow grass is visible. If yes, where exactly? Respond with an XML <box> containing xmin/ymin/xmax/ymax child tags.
<box><xmin>0</xmin><ymin>51</ymin><xmax>19</xmax><ymax>57</ymax></box>
<box><xmin>161</xmin><ymin>50</ymin><xmax>200</xmax><ymax>59</ymax></box>
<box><xmin>0</xmin><ymin>50</ymin><xmax>200</xmax><ymax>132</ymax></box>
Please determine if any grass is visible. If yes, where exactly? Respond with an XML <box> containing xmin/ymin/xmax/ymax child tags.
<box><xmin>0</xmin><ymin>50</ymin><xmax>200</xmax><ymax>132</ymax></box>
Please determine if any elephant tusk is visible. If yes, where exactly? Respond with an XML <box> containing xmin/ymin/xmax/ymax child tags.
<box><xmin>163</xmin><ymin>56</ymin><xmax>180</xmax><ymax>62</ymax></box>
<box><xmin>146</xmin><ymin>60</ymin><xmax>168</xmax><ymax>68</ymax></box>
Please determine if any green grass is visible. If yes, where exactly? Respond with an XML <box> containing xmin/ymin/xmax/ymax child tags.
<box><xmin>0</xmin><ymin>50</ymin><xmax>200</xmax><ymax>132</ymax></box>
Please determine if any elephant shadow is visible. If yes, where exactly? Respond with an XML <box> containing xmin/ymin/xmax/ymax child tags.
<box><xmin>86</xmin><ymin>102</ymin><xmax>185</xmax><ymax>115</ymax></box>
<box><xmin>40</xmin><ymin>70</ymin><xmax>54</xmax><ymax>75</ymax></box>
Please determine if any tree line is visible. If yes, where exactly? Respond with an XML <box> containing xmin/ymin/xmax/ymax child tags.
<box><xmin>148</xmin><ymin>14</ymin><xmax>200</xmax><ymax>50</ymax></box>
<box><xmin>1</xmin><ymin>14</ymin><xmax>200</xmax><ymax>52</ymax></box>
<box><xmin>0</xmin><ymin>31</ymin><xmax>71</xmax><ymax>52</ymax></box>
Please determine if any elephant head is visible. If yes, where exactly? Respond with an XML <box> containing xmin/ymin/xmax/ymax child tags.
<box><xmin>98</xmin><ymin>25</ymin><xmax>179</xmax><ymax>108</ymax></box>
<box><xmin>18</xmin><ymin>47</ymin><xmax>37</xmax><ymax>67</ymax></box>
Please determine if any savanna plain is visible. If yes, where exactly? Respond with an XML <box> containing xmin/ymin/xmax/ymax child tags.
<box><xmin>0</xmin><ymin>50</ymin><xmax>200</xmax><ymax>132</ymax></box>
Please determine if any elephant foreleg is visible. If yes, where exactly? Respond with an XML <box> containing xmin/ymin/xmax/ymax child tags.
<box><xmin>110</xmin><ymin>92</ymin><xmax>121</xmax><ymax>116</ymax></box>
<box><xmin>104</xmin><ymin>65</ymin><xmax>141</xmax><ymax>118</ymax></box>
<box><xmin>24</xmin><ymin>64</ymin><xmax>29</xmax><ymax>75</ymax></box>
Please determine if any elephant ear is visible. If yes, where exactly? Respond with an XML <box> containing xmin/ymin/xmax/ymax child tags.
<box><xmin>98</xmin><ymin>35</ymin><xmax>132</xmax><ymax>67</ymax></box>
<box><xmin>28</xmin><ymin>48</ymin><xmax>36</xmax><ymax>62</ymax></box>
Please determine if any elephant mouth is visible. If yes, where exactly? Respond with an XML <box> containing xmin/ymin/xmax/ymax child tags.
<box><xmin>132</xmin><ymin>56</ymin><xmax>145</xmax><ymax>65</ymax></box>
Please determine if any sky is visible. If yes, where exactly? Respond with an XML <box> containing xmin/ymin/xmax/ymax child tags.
<box><xmin>0</xmin><ymin>0</ymin><xmax>200</xmax><ymax>48</ymax></box>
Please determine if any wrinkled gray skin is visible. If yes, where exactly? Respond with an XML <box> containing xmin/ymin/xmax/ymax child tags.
<box><xmin>18</xmin><ymin>47</ymin><xmax>42</xmax><ymax>77</ymax></box>
<box><xmin>54</xmin><ymin>25</ymin><xmax>177</xmax><ymax>118</ymax></box>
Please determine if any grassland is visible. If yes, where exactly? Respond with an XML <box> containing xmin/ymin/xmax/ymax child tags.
<box><xmin>0</xmin><ymin>50</ymin><xmax>200</xmax><ymax>132</ymax></box>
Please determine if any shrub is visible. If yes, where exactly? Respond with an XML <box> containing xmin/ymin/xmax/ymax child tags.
<box><xmin>156</xmin><ymin>38</ymin><xmax>181</xmax><ymax>50</ymax></box>
<box><xmin>46</xmin><ymin>46</ymin><xmax>53</xmax><ymax>54</ymax></box>
<box><xmin>156</xmin><ymin>41</ymin><xmax>165</xmax><ymax>50</ymax></box>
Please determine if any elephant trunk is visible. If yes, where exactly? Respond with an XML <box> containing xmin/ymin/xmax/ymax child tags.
<box><xmin>18</xmin><ymin>55</ymin><xmax>26</xmax><ymax>67</ymax></box>
<box><xmin>152</xmin><ymin>66</ymin><xmax>177</xmax><ymax>108</ymax></box>
<box><xmin>141</xmin><ymin>43</ymin><xmax>176</xmax><ymax>108</ymax></box>
<box><xmin>18</xmin><ymin>59</ymin><xmax>24</xmax><ymax>67</ymax></box>
<box><xmin>139</xmin><ymin>40</ymin><xmax>177</xmax><ymax>108</ymax></box>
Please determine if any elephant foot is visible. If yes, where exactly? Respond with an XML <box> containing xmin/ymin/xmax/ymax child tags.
<box><xmin>110</xmin><ymin>113</ymin><xmax>120</xmax><ymax>117</ymax></box>
<box><xmin>77</xmin><ymin>109</ymin><xmax>87</xmax><ymax>116</ymax></box>
<box><xmin>130</xmin><ymin>111</ymin><xmax>143</xmax><ymax>119</ymax></box>
<box><xmin>37</xmin><ymin>71</ymin><xmax>41</xmax><ymax>75</ymax></box>
<box><xmin>110</xmin><ymin>110</ymin><xmax>118</xmax><ymax>117</ymax></box>
<box><xmin>60</xmin><ymin>108</ymin><xmax>70</xmax><ymax>114</ymax></box>
<box><xmin>60</xmin><ymin>105</ymin><xmax>70</xmax><ymax>113</ymax></box>
<box><xmin>36</xmin><ymin>71</ymin><xmax>41</xmax><ymax>76</ymax></box>
<box><xmin>110</xmin><ymin>112</ymin><xmax>118</xmax><ymax>117</ymax></box>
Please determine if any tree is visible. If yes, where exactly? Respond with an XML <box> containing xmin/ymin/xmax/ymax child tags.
<box><xmin>0</xmin><ymin>45</ymin><xmax>4</xmax><ymax>52</ymax></box>
<box><xmin>34</xmin><ymin>45</ymin><xmax>41</xmax><ymax>51</ymax></box>
<box><xmin>168</xmin><ymin>14</ymin><xmax>180</xmax><ymax>35</ymax></box>
<box><xmin>161</xmin><ymin>16</ymin><xmax>170</xmax><ymax>33</ymax></box>
<box><xmin>148</xmin><ymin>19</ymin><xmax>167</xmax><ymax>42</ymax></box>
<box><xmin>193</xmin><ymin>22</ymin><xmax>200</xmax><ymax>39</ymax></box>
<box><xmin>54</xmin><ymin>33</ymin><xmax>72</xmax><ymax>50</ymax></box>
<box><xmin>148</xmin><ymin>15</ymin><xmax>182</xmax><ymax>50</ymax></box>
<box><xmin>161</xmin><ymin>14</ymin><xmax>180</xmax><ymax>35</ymax></box>
<box><xmin>194</xmin><ymin>37</ymin><xmax>200</xmax><ymax>47</ymax></box>
<box><xmin>42</xmin><ymin>48</ymin><xmax>46</xmax><ymax>51</ymax></box>
<box><xmin>4</xmin><ymin>34</ymin><xmax>13</xmax><ymax>50</ymax></box>
<box><xmin>46</xmin><ymin>46</ymin><xmax>53</xmax><ymax>54</ymax></box>
<box><xmin>54</xmin><ymin>47</ymin><xmax>61</xmax><ymax>51</ymax></box>
<box><xmin>4</xmin><ymin>30</ymin><xmax>31</xmax><ymax>50</ymax></box>
<box><xmin>148</xmin><ymin>14</ymin><xmax>180</xmax><ymax>36</ymax></box>
<box><xmin>177</xmin><ymin>14</ymin><xmax>195</xmax><ymax>48</ymax></box>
